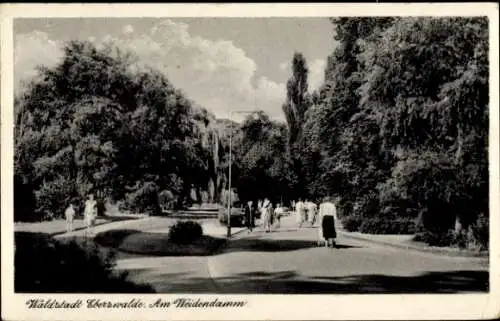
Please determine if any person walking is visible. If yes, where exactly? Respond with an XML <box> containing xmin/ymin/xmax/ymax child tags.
<box><xmin>260</xmin><ymin>197</ymin><xmax>273</xmax><ymax>233</ymax></box>
<box><xmin>306</xmin><ymin>200</ymin><xmax>318</xmax><ymax>227</ymax></box>
<box><xmin>295</xmin><ymin>198</ymin><xmax>306</xmax><ymax>228</ymax></box>
<box><xmin>245</xmin><ymin>200</ymin><xmax>255</xmax><ymax>233</ymax></box>
<box><xmin>84</xmin><ymin>194</ymin><xmax>97</xmax><ymax>234</ymax></box>
<box><xmin>65</xmin><ymin>203</ymin><xmax>75</xmax><ymax>233</ymax></box>
<box><xmin>274</xmin><ymin>202</ymin><xmax>284</xmax><ymax>229</ymax></box>
<box><xmin>318</xmin><ymin>196</ymin><xmax>338</xmax><ymax>248</ymax></box>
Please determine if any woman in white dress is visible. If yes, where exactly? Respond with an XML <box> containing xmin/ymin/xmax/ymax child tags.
<box><xmin>84</xmin><ymin>194</ymin><xmax>97</xmax><ymax>232</ymax></box>
<box><xmin>260</xmin><ymin>198</ymin><xmax>273</xmax><ymax>233</ymax></box>
<box><xmin>306</xmin><ymin>200</ymin><xmax>318</xmax><ymax>227</ymax></box>
<box><xmin>295</xmin><ymin>199</ymin><xmax>305</xmax><ymax>228</ymax></box>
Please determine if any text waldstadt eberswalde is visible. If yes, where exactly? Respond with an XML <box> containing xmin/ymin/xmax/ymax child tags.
<box><xmin>26</xmin><ymin>298</ymin><xmax>248</xmax><ymax>309</ymax></box>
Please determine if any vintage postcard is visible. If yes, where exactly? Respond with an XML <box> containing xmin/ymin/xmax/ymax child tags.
<box><xmin>1</xmin><ymin>3</ymin><xmax>499</xmax><ymax>321</ymax></box>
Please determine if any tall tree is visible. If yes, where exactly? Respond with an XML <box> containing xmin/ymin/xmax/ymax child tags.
<box><xmin>282</xmin><ymin>52</ymin><xmax>310</xmax><ymax>147</ymax></box>
<box><xmin>281</xmin><ymin>52</ymin><xmax>312</xmax><ymax>198</ymax></box>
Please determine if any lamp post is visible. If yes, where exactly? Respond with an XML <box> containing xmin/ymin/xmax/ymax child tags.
<box><xmin>227</xmin><ymin>110</ymin><xmax>258</xmax><ymax>239</ymax></box>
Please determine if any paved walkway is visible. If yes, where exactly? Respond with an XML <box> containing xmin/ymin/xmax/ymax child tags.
<box><xmin>115</xmin><ymin>215</ymin><xmax>488</xmax><ymax>294</ymax></box>
<box><xmin>54</xmin><ymin>216</ymin><xmax>246</xmax><ymax>240</ymax></box>
<box><xmin>53</xmin><ymin>216</ymin><xmax>155</xmax><ymax>240</ymax></box>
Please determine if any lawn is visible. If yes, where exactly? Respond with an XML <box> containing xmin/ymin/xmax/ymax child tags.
<box><xmin>93</xmin><ymin>228</ymin><xmax>227</xmax><ymax>256</ymax></box>
<box><xmin>14</xmin><ymin>218</ymin><xmax>112</xmax><ymax>235</ymax></box>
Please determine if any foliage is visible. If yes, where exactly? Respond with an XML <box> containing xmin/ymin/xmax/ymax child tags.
<box><xmin>359</xmin><ymin>217</ymin><xmax>416</xmax><ymax>235</ymax></box>
<box><xmin>14</xmin><ymin>40</ymin><xmax>210</xmax><ymax>220</ymax></box>
<box><xmin>466</xmin><ymin>213</ymin><xmax>489</xmax><ymax>251</ymax></box>
<box><xmin>291</xmin><ymin>17</ymin><xmax>488</xmax><ymax>249</ymax></box>
<box><xmin>413</xmin><ymin>230</ymin><xmax>455</xmax><ymax>247</ymax></box>
<box><xmin>168</xmin><ymin>220</ymin><xmax>203</xmax><ymax>244</ymax></box>
<box><xmin>342</xmin><ymin>215</ymin><xmax>363</xmax><ymax>232</ymax></box>
<box><xmin>158</xmin><ymin>189</ymin><xmax>177</xmax><ymax>210</ymax></box>
<box><xmin>414</xmin><ymin>213</ymin><xmax>489</xmax><ymax>251</ymax></box>
<box><xmin>235</xmin><ymin>112</ymin><xmax>294</xmax><ymax>203</ymax></box>
<box><xmin>282</xmin><ymin>53</ymin><xmax>313</xmax><ymax>199</ymax></box>
<box><xmin>343</xmin><ymin>215</ymin><xmax>415</xmax><ymax>234</ymax></box>
<box><xmin>121</xmin><ymin>182</ymin><xmax>161</xmax><ymax>215</ymax></box>
<box><xmin>14</xmin><ymin>232</ymin><xmax>153</xmax><ymax>292</ymax></box>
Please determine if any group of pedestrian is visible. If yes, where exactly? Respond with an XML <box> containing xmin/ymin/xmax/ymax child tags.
<box><xmin>244</xmin><ymin>198</ymin><xmax>286</xmax><ymax>233</ymax></box>
<box><xmin>294</xmin><ymin>198</ymin><xmax>318</xmax><ymax>228</ymax></box>
<box><xmin>64</xmin><ymin>194</ymin><xmax>98</xmax><ymax>233</ymax></box>
<box><xmin>293</xmin><ymin>196</ymin><xmax>338</xmax><ymax>248</ymax></box>
<box><xmin>243</xmin><ymin>196</ymin><xmax>337</xmax><ymax>247</ymax></box>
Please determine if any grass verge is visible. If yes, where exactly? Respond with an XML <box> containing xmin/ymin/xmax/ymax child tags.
<box><xmin>94</xmin><ymin>229</ymin><xmax>227</xmax><ymax>256</ymax></box>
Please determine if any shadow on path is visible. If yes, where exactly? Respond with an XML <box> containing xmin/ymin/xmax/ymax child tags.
<box><xmin>93</xmin><ymin>229</ymin><xmax>142</xmax><ymax>248</ymax></box>
<box><xmin>223</xmin><ymin>237</ymin><xmax>361</xmax><ymax>253</ymax></box>
<box><xmin>130</xmin><ymin>270</ymin><xmax>488</xmax><ymax>294</ymax></box>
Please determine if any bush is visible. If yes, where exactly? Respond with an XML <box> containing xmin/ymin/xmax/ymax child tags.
<box><xmin>336</xmin><ymin>199</ymin><xmax>354</xmax><ymax>219</ymax></box>
<box><xmin>389</xmin><ymin>154</ymin><xmax>459</xmax><ymax>233</ymax></box>
<box><xmin>168</xmin><ymin>221</ymin><xmax>203</xmax><ymax>244</ymax></box>
<box><xmin>34</xmin><ymin>175</ymin><xmax>78</xmax><ymax>220</ymax></box>
<box><xmin>464</xmin><ymin>213</ymin><xmax>489</xmax><ymax>251</ymax></box>
<box><xmin>14</xmin><ymin>232</ymin><xmax>153</xmax><ymax>293</ymax></box>
<box><xmin>413</xmin><ymin>229</ymin><xmax>455</xmax><ymax>247</ymax></box>
<box><xmin>359</xmin><ymin>217</ymin><xmax>416</xmax><ymax>234</ymax></box>
<box><xmin>121</xmin><ymin>182</ymin><xmax>161</xmax><ymax>215</ymax></box>
<box><xmin>453</xmin><ymin>228</ymin><xmax>469</xmax><ymax>249</ymax></box>
<box><xmin>343</xmin><ymin>215</ymin><xmax>415</xmax><ymax>234</ymax></box>
<box><xmin>352</xmin><ymin>192</ymin><xmax>380</xmax><ymax>218</ymax></box>
<box><xmin>342</xmin><ymin>215</ymin><xmax>363</xmax><ymax>232</ymax></box>
<box><xmin>414</xmin><ymin>214</ymin><xmax>488</xmax><ymax>251</ymax></box>
<box><xmin>158</xmin><ymin>190</ymin><xmax>177</xmax><ymax>210</ymax></box>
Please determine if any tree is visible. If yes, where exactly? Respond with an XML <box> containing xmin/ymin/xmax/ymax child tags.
<box><xmin>299</xmin><ymin>17</ymin><xmax>488</xmax><ymax>247</ymax></box>
<box><xmin>282</xmin><ymin>52</ymin><xmax>310</xmax><ymax>147</ymax></box>
<box><xmin>281</xmin><ymin>52</ymin><xmax>313</xmax><ymax>199</ymax></box>
<box><xmin>14</xmin><ymin>40</ymin><xmax>209</xmax><ymax>220</ymax></box>
<box><xmin>358</xmin><ymin>17</ymin><xmax>488</xmax><ymax>233</ymax></box>
<box><xmin>234</xmin><ymin>112</ymin><xmax>292</xmax><ymax>204</ymax></box>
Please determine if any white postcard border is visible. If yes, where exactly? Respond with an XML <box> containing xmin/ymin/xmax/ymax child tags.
<box><xmin>1</xmin><ymin>3</ymin><xmax>499</xmax><ymax>320</ymax></box>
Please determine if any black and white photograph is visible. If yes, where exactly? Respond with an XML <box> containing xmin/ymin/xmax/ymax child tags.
<box><xmin>2</xmin><ymin>3</ymin><xmax>499</xmax><ymax>321</ymax></box>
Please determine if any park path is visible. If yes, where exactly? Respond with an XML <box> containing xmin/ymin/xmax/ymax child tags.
<box><xmin>112</xmin><ymin>214</ymin><xmax>488</xmax><ymax>294</ymax></box>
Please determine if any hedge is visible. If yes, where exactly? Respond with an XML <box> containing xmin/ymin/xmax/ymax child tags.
<box><xmin>342</xmin><ymin>215</ymin><xmax>416</xmax><ymax>234</ymax></box>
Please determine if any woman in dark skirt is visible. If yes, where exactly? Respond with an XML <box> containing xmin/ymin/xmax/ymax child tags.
<box><xmin>322</xmin><ymin>215</ymin><xmax>336</xmax><ymax>239</ymax></box>
<box><xmin>318</xmin><ymin>197</ymin><xmax>338</xmax><ymax>248</ymax></box>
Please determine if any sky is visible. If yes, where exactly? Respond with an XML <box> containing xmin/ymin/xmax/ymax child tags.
<box><xmin>14</xmin><ymin>18</ymin><xmax>336</xmax><ymax>121</ymax></box>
